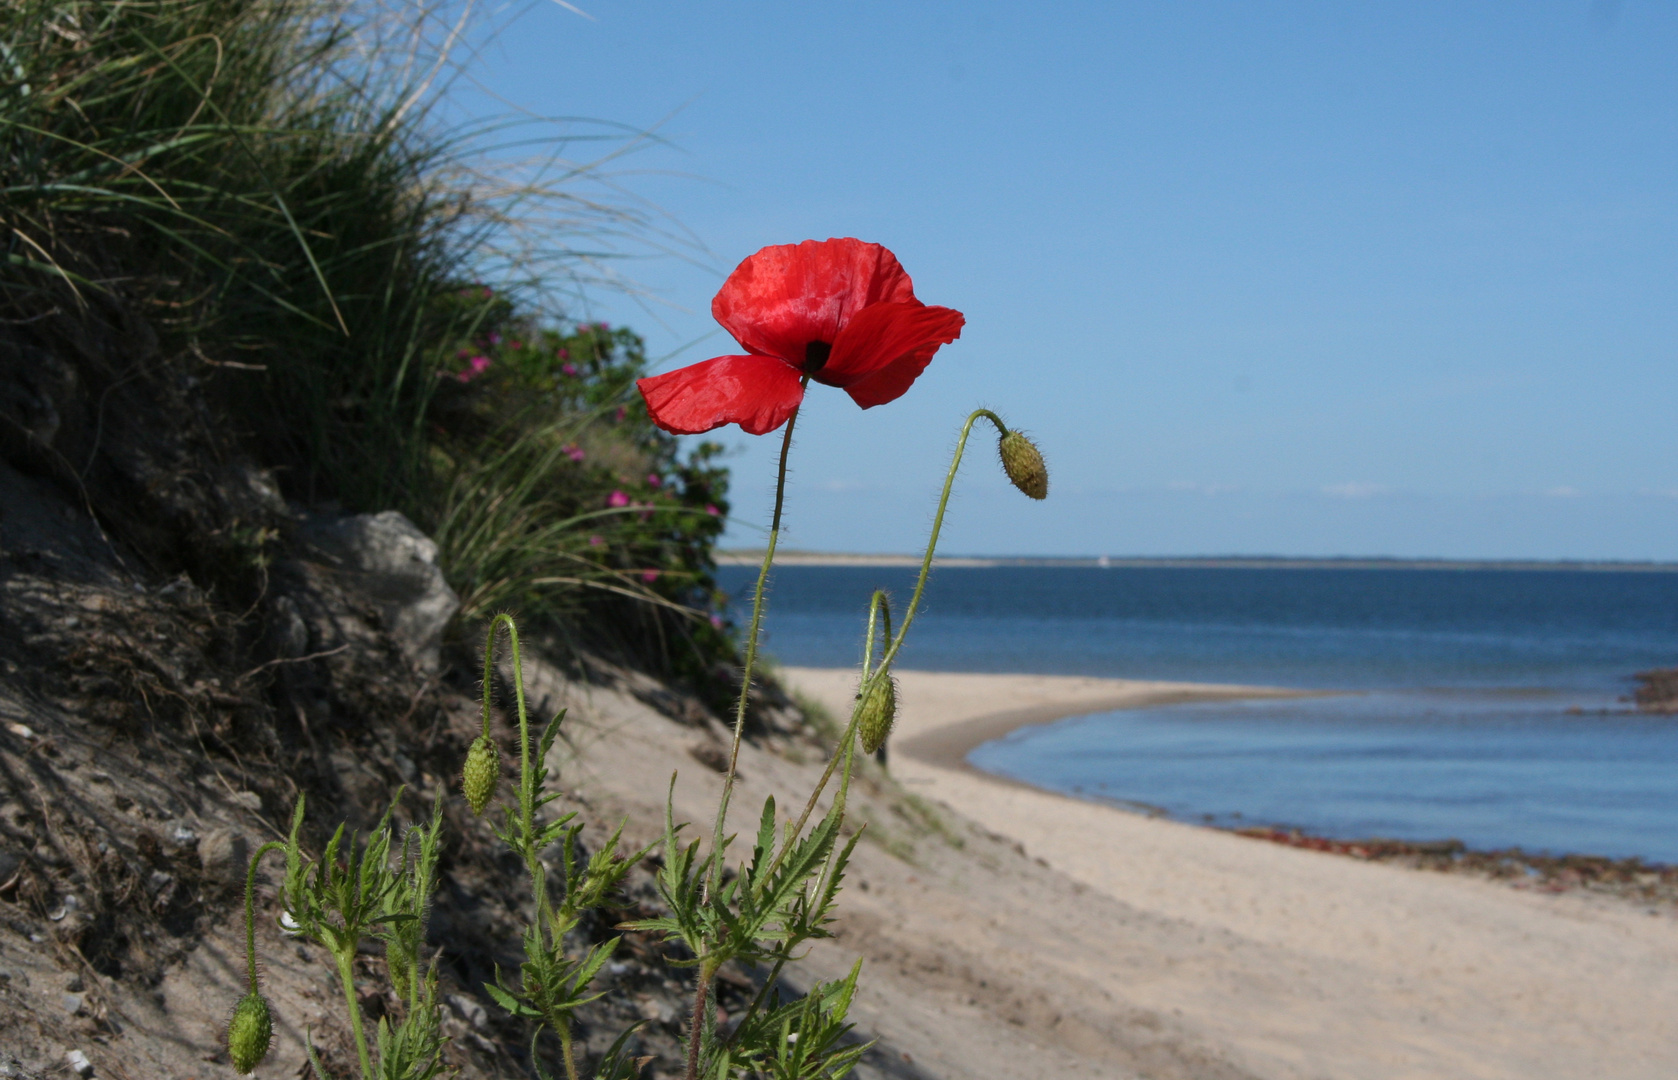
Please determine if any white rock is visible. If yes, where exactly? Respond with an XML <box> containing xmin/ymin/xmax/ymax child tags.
<box><xmin>447</xmin><ymin>993</ymin><xmax>487</xmax><ymax>1031</ymax></box>
<box><xmin>302</xmin><ymin>511</ymin><xmax>461</xmax><ymax>673</ymax></box>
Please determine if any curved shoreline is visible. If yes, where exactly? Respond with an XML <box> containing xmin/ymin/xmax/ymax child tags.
<box><xmin>859</xmin><ymin>670</ymin><xmax>1676</xmax><ymax>889</ymax></box>
<box><xmin>779</xmin><ymin>666</ymin><xmax>1678</xmax><ymax>1079</ymax></box>
<box><xmin>892</xmin><ymin>681</ymin><xmax>1309</xmax><ymax>777</ymax></box>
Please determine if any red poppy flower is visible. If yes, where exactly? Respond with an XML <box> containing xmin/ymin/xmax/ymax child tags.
<box><xmin>636</xmin><ymin>238</ymin><xmax>965</xmax><ymax>435</ymax></box>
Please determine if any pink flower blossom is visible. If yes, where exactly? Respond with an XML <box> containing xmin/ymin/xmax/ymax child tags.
<box><xmin>588</xmin><ymin>535</ymin><xmax>604</xmax><ymax>546</ymax></box>
<box><xmin>489</xmin><ymin>332</ymin><xmax>502</xmax><ymax>346</ymax></box>
<box><xmin>557</xmin><ymin>348</ymin><xmax>570</xmax><ymax>360</ymax></box>
<box><xmin>614</xmin><ymin>407</ymin><xmax>627</xmax><ymax>422</ymax></box>
<box><xmin>646</xmin><ymin>473</ymin><xmax>662</xmax><ymax>488</ymax></box>
<box><xmin>565</xmin><ymin>445</ymin><xmax>586</xmax><ymax>463</ymax></box>
<box><xmin>606</xmin><ymin>490</ymin><xmax>630</xmax><ymax>508</ymax></box>
<box><xmin>709</xmin><ymin>613</ymin><xmax>725</xmax><ymax>630</ymax></box>
<box><xmin>455</xmin><ymin>355</ymin><xmax>492</xmax><ymax>383</ymax></box>
<box><xmin>640</xmin><ymin>570</ymin><xmax>659</xmax><ymax>583</ymax></box>
<box><xmin>562</xmin><ymin>363</ymin><xmax>578</xmax><ymax>377</ymax></box>
<box><xmin>595</xmin><ymin>322</ymin><xmax>610</xmax><ymax>332</ymax></box>
<box><xmin>705</xmin><ymin>504</ymin><xmax>719</xmax><ymax>516</ymax></box>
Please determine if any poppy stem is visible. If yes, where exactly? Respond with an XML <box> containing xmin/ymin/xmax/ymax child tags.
<box><xmin>767</xmin><ymin>589</ymin><xmax>888</xmax><ymax>883</ymax></box>
<box><xmin>706</xmin><ymin>377</ymin><xmax>808</xmax><ymax>901</ymax></box>
<box><xmin>759</xmin><ymin>409</ymin><xmax>1006</xmax><ymax>862</ymax></box>
<box><xmin>243</xmin><ymin>841</ymin><xmax>287</xmax><ymax>994</ymax></box>
<box><xmin>874</xmin><ymin>408</ymin><xmax>1006</xmax><ymax>675</ymax></box>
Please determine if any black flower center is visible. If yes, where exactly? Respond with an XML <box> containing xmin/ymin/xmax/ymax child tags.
<box><xmin>803</xmin><ymin>340</ymin><xmax>831</xmax><ymax>373</ymax></box>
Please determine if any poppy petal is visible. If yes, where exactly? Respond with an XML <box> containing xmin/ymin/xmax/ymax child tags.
<box><xmin>712</xmin><ymin>238</ymin><xmax>919</xmax><ymax>364</ymax></box>
<box><xmin>637</xmin><ymin>355</ymin><xmax>805</xmax><ymax>436</ymax></box>
<box><xmin>818</xmin><ymin>302</ymin><xmax>965</xmax><ymax>408</ymax></box>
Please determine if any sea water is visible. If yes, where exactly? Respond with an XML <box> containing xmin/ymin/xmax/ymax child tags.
<box><xmin>718</xmin><ymin>563</ymin><xmax>1678</xmax><ymax>861</ymax></box>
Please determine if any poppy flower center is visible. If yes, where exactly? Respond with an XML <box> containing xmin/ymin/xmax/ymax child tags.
<box><xmin>802</xmin><ymin>340</ymin><xmax>832</xmax><ymax>373</ymax></box>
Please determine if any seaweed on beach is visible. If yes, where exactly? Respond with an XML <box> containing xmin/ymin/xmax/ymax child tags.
<box><xmin>1233</xmin><ymin>826</ymin><xmax>1678</xmax><ymax>905</ymax></box>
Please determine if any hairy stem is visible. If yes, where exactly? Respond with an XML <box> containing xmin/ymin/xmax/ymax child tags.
<box><xmin>707</xmin><ymin>386</ymin><xmax>806</xmax><ymax>898</ymax></box>
<box><xmin>242</xmin><ymin>841</ymin><xmax>287</xmax><ymax>994</ymax></box>
<box><xmin>485</xmin><ymin>615</ymin><xmax>554</xmax><ymax>933</ymax></box>
<box><xmin>334</xmin><ymin>947</ymin><xmax>374</xmax><ymax>1080</ymax></box>
<box><xmin>874</xmin><ymin>408</ymin><xmax>1006</xmax><ymax>675</ymax></box>
<box><xmin>558</xmin><ymin>1025</ymin><xmax>580</xmax><ymax>1080</ymax></box>
<box><xmin>685</xmin><ymin>963</ymin><xmax>715</xmax><ymax>1080</ymax></box>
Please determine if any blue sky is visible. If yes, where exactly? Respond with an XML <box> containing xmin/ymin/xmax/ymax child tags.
<box><xmin>462</xmin><ymin>1</ymin><xmax>1678</xmax><ymax>559</ymax></box>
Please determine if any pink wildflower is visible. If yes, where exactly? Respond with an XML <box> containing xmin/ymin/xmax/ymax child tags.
<box><xmin>589</xmin><ymin>535</ymin><xmax>604</xmax><ymax>546</ymax></box>
<box><xmin>646</xmin><ymin>474</ymin><xmax>662</xmax><ymax>488</ymax></box>
<box><xmin>709</xmin><ymin>613</ymin><xmax>725</xmax><ymax>630</ymax></box>
<box><xmin>565</xmin><ymin>445</ymin><xmax>586</xmax><ymax>463</ymax></box>
<box><xmin>640</xmin><ymin>570</ymin><xmax>659</xmax><ymax>584</ymax></box>
<box><xmin>606</xmin><ymin>490</ymin><xmax>630</xmax><ymax>508</ymax></box>
<box><xmin>562</xmin><ymin>363</ymin><xmax>578</xmax><ymax>377</ymax></box>
<box><xmin>705</xmin><ymin>504</ymin><xmax>719</xmax><ymax>516</ymax></box>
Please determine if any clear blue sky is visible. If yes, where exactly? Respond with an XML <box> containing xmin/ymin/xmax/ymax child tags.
<box><xmin>462</xmin><ymin>1</ymin><xmax>1678</xmax><ymax>560</ymax></box>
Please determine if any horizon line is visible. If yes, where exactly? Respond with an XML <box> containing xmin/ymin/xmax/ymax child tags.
<box><xmin>715</xmin><ymin>550</ymin><xmax>1678</xmax><ymax>572</ymax></box>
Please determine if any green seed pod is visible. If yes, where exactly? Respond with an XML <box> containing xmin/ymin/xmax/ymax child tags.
<box><xmin>998</xmin><ymin>430</ymin><xmax>1048</xmax><ymax>500</ymax></box>
<box><xmin>856</xmin><ymin>672</ymin><xmax>898</xmax><ymax>756</ymax></box>
<box><xmin>227</xmin><ymin>991</ymin><xmax>273</xmax><ymax>1074</ymax></box>
<box><xmin>462</xmin><ymin>734</ymin><xmax>500</xmax><ymax>816</ymax></box>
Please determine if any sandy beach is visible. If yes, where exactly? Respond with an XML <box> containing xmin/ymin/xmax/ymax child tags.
<box><xmin>445</xmin><ymin>656</ymin><xmax>1678</xmax><ymax>1079</ymax></box>
<box><xmin>770</xmin><ymin>667</ymin><xmax>1678</xmax><ymax>1080</ymax></box>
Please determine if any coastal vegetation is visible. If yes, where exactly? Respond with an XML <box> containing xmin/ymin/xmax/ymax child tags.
<box><xmin>0</xmin><ymin>4</ymin><xmax>1050</xmax><ymax>1078</ymax></box>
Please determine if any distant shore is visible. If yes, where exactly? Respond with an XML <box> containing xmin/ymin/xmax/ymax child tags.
<box><xmin>718</xmin><ymin>549</ymin><xmax>1678</xmax><ymax>572</ymax></box>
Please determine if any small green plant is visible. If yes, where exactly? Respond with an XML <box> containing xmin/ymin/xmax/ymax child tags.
<box><xmin>228</xmin><ymin>237</ymin><xmax>1048</xmax><ymax>1079</ymax></box>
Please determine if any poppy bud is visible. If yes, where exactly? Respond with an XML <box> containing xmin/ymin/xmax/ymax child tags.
<box><xmin>227</xmin><ymin>991</ymin><xmax>273</xmax><ymax>1074</ymax></box>
<box><xmin>462</xmin><ymin>734</ymin><xmax>499</xmax><ymax>815</ymax></box>
<box><xmin>998</xmin><ymin>430</ymin><xmax>1048</xmax><ymax>500</ymax></box>
<box><xmin>855</xmin><ymin>672</ymin><xmax>898</xmax><ymax>756</ymax></box>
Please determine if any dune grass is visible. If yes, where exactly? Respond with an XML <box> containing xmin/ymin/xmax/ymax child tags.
<box><xmin>0</xmin><ymin>0</ymin><xmax>732</xmax><ymax>673</ymax></box>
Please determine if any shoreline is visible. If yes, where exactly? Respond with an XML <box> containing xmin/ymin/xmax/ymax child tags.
<box><xmin>773</xmin><ymin>666</ymin><xmax>1678</xmax><ymax>1077</ymax></box>
<box><xmin>787</xmin><ymin>666</ymin><xmax>1678</xmax><ymax>896</ymax></box>
<box><xmin>891</xmin><ymin>681</ymin><xmax>1309</xmax><ymax>777</ymax></box>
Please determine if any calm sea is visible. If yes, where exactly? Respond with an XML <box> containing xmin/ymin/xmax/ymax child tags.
<box><xmin>718</xmin><ymin>563</ymin><xmax>1678</xmax><ymax>862</ymax></box>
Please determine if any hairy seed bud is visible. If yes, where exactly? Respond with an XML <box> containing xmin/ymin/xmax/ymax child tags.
<box><xmin>462</xmin><ymin>734</ymin><xmax>499</xmax><ymax>816</ymax></box>
<box><xmin>998</xmin><ymin>430</ymin><xmax>1048</xmax><ymax>500</ymax></box>
<box><xmin>227</xmin><ymin>991</ymin><xmax>273</xmax><ymax>1074</ymax></box>
<box><xmin>856</xmin><ymin>672</ymin><xmax>898</xmax><ymax>756</ymax></box>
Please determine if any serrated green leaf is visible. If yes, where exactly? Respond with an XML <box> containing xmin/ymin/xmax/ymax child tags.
<box><xmin>483</xmin><ymin>981</ymin><xmax>540</xmax><ymax>1018</ymax></box>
